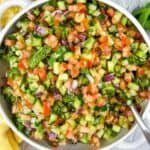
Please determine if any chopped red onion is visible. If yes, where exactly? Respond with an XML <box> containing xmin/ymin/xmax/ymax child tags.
<box><xmin>34</xmin><ymin>92</ymin><xmax>43</xmax><ymax>97</ymax></box>
<box><xmin>24</xmin><ymin>122</ymin><xmax>31</xmax><ymax>128</ymax></box>
<box><xmin>51</xmin><ymin>10</ymin><xmax>63</xmax><ymax>16</ymax></box>
<box><xmin>35</xmin><ymin>26</ymin><xmax>48</xmax><ymax>36</ymax></box>
<box><xmin>48</xmin><ymin>132</ymin><xmax>57</xmax><ymax>139</ymax></box>
<box><xmin>71</xmin><ymin>80</ymin><xmax>78</xmax><ymax>89</ymax></box>
<box><xmin>53</xmin><ymin>89</ymin><xmax>62</xmax><ymax>100</ymax></box>
<box><xmin>52</xmin><ymin>10</ymin><xmax>69</xmax><ymax>16</ymax></box>
<box><xmin>104</xmin><ymin>74</ymin><xmax>114</xmax><ymax>81</ymax></box>
<box><xmin>78</xmin><ymin>34</ymin><xmax>86</xmax><ymax>42</ymax></box>
<box><xmin>61</xmin><ymin>39</ymin><xmax>68</xmax><ymax>46</ymax></box>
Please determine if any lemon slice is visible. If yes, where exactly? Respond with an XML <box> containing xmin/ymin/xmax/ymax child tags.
<box><xmin>0</xmin><ymin>0</ymin><xmax>5</xmax><ymax>3</ymax></box>
<box><xmin>0</xmin><ymin>5</ymin><xmax>22</xmax><ymax>28</ymax></box>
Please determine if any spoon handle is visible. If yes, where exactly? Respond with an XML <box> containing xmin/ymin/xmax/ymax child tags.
<box><xmin>130</xmin><ymin>105</ymin><xmax>150</xmax><ymax>145</ymax></box>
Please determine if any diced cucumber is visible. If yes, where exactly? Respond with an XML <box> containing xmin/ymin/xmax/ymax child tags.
<box><xmin>112</xmin><ymin>53</ymin><xmax>121</xmax><ymax>64</ymax></box>
<box><xmin>97</xmin><ymin>129</ymin><xmax>104</xmax><ymax>138</ymax></box>
<box><xmin>81</xmin><ymin>52</ymin><xmax>93</xmax><ymax>60</ymax></box>
<box><xmin>139</xmin><ymin>43</ymin><xmax>148</xmax><ymax>52</ymax></box>
<box><xmin>112</xmin><ymin>11</ymin><xmax>123</xmax><ymax>24</ymax></box>
<box><xmin>49</xmin><ymin>114</ymin><xmax>57</xmax><ymax>124</ymax></box>
<box><xmin>73</xmin><ymin>98</ymin><xmax>81</xmax><ymax>109</ymax></box>
<box><xmin>109</xmin><ymin>25</ymin><xmax>118</xmax><ymax>33</ymax></box>
<box><xmin>88</xmin><ymin>3</ymin><xmax>97</xmax><ymax>11</ymax></box>
<box><xmin>128</xmin><ymin>82</ymin><xmax>139</xmax><ymax>91</ymax></box>
<box><xmin>57</xmin><ymin>1</ymin><xmax>66</xmax><ymax>10</ymax></box>
<box><xmin>24</xmin><ymin>93</ymin><xmax>35</xmax><ymax>104</ymax></box>
<box><xmin>112</xmin><ymin>125</ymin><xmax>121</xmax><ymax>132</ymax></box>
<box><xmin>85</xmin><ymin>115</ymin><xmax>94</xmax><ymax>122</ymax></box>
<box><xmin>51</xmin><ymin>126</ymin><xmax>60</xmax><ymax>135</ymax></box>
<box><xmin>58</xmin><ymin>73</ymin><xmax>68</xmax><ymax>81</ymax></box>
<box><xmin>29</xmin><ymin>82</ymin><xmax>39</xmax><ymax>92</ymax></box>
<box><xmin>60</xmin><ymin>123</ymin><xmax>69</xmax><ymax>133</ymax></box>
<box><xmin>67</xmin><ymin>119</ymin><xmax>76</xmax><ymax>127</ymax></box>
<box><xmin>53</xmin><ymin>62</ymin><xmax>60</xmax><ymax>75</ymax></box>
<box><xmin>77</xmin><ymin>0</ymin><xmax>86</xmax><ymax>2</ymax></box>
<box><xmin>26</xmin><ymin>36</ymin><xmax>42</xmax><ymax>47</ymax></box>
<box><xmin>75</xmin><ymin>13</ymin><xmax>85</xmax><ymax>23</ymax></box>
<box><xmin>27</xmin><ymin>74</ymin><xmax>39</xmax><ymax>83</ymax></box>
<box><xmin>63</xmin><ymin>52</ymin><xmax>73</xmax><ymax>61</ymax></box>
<box><xmin>33</xmin><ymin>100</ymin><xmax>43</xmax><ymax>113</ymax></box>
<box><xmin>122</xmin><ymin>59</ymin><xmax>129</xmax><ymax>66</ymax></box>
<box><xmin>80</xmin><ymin>117</ymin><xmax>87</xmax><ymax>125</ymax></box>
<box><xmin>107</xmin><ymin>61</ymin><xmax>114</xmax><ymax>72</ymax></box>
<box><xmin>88</xmin><ymin>26</ymin><xmax>97</xmax><ymax>36</ymax></box>
<box><xmin>83</xmin><ymin>37</ymin><xmax>95</xmax><ymax>50</ymax></box>
<box><xmin>44</xmin><ymin>10</ymin><xmax>53</xmax><ymax>25</ymax></box>
<box><xmin>80</xmin><ymin>134</ymin><xmax>90</xmax><ymax>144</ymax></box>
<box><xmin>33</xmin><ymin>8</ymin><xmax>40</xmax><ymax>16</ymax></box>
<box><xmin>34</xmin><ymin>128</ymin><xmax>44</xmax><ymax>139</ymax></box>
<box><xmin>59</xmin><ymin>85</ymin><xmax>67</xmax><ymax>95</ymax></box>
<box><xmin>121</xmin><ymin>16</ymin><xmax>128</xmax><ymax>26</ymax></box>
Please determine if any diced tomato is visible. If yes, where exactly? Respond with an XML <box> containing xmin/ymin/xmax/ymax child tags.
<box><xmin>43</xmin><ymin>101</ymin><xmax>50</xmax><ymax>117</ymax></box>
<box><xmin>44</xmin><ymin>34</ymin><xmax>58</xmax><ymax>49</ymax></box>
<box><xmin>122</xmin><ymin>47</ymin><xmax>131</xmax><ymax>57</ymax></box>
<box><xmin>135</xmin><ymin>32</ymin><xmax>142</xmax><ymax>39</ymax></box>
<box><xmin>119</xmin><ymin>80</ymin><xmax>127</xmax><ymax>90</ymax></box>
<box><xmin>25</xmin><ymin>100</ymin><xmax>33</xmax><ymax>108</ymax></box>
<box><xmin>7</xmin><ymin>78</ymin><xmax>14</xmax><ymax>86</ymax></box>
<box><xmin>22</xmin><ymin>51</ymin><xmax>30</xmax><ymax>58</ymax></box>
<box><xmin>74</xmin><ymin>45</ymin><xmax>81</xmax><ymax>55</ymax></box>
<box><xmin>33</xmin><ymin>67</ymin><xmax>47</xmax><ymax>81</ymax></box>
<box><xmin>139</xmin><ymin>91</ymin><xmax>150</xmax><ymax>99</ymax></box>
<box><xmin>54</xmin><ymin>117</ymin><xmax>63</xmax><ymax>125</ymax></box>
<box><xmin>107</xmin><ymin>8</ymin><xmax>115</xmax><ymax>17</ymax></box>
<box><xmin>54</xmin><ymin>15</ymin><xmax>61</xmax><ymax>25</ymax></box>
<box><xmin>102</xmin><ymin>46</ymin><xmax>112</xmax><ymax>56</ymax></box>
<box><xmin>124</xmin><ymin>73</ymin><xmax>132</xmax><ymax>82</ymax></box>
<box><xmin>81</xmin><ymin>18</ymin><xmax>89</xmax><ymax>29</ymax></box>
<box><xmin>71</xmin><ymin>67</ymin><xmax>79</xmax><ymax>78</ymax></box>
<box><xmin>69</xmin><ymin>57</ymin><xmax>78</xmax><ymax>65</ymax></box>
<box><xmin>137</xmin><ymin>67</ymin><xmax>145</xmax><ymax>76</ymax></box>
<box><xmin>60</xmin><ymin>62</ymin><xmax>68</xmax><ymax>71</ymax></box>
<box><xmin>4</xmin><ymin>39</ymin><xmax>16</xmax><ymax>47</ymax></box>
<box><xmin>99</xmin><ymin>36</ymin><xmax>108</xmax><ymax>46</ymax></box>
<box><xmin>79</xmin><ymin>59</ymin><xmax>88</xmax><ymax>68</ymax></box>
<box><xmin>77</xmin><ymin>3</ymin><xmax>86</xmax><ymax>13</ymax></box>
<box><xmin>120</xmin><ymin>34</ymin><xmax>130</xmax><ymax>47</ymax></box>
<box><xmin>18</xmin><ymin>58</ymin><xmax>28</xmax><ymax>70</ymax></box>
<box><xmin>117</xmin><ymin>23</ymin><xmax>127</xmax><ymax>32</ymax></box>
<box><xmin>97</xmin><ymin>97</ymin><xmax>106</xmax><ymax>106</ymax></box>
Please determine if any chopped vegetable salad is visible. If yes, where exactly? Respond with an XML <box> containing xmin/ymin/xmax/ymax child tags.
<box><xmin>1</xmin><ymin>0</ymin><xmax>150</xmax><ymax>148</ymax></box>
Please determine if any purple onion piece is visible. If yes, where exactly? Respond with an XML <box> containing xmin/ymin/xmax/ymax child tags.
<box><xmin>78</xmin><ymin>34</ymin><xmax>86</xmax><ymax>42</ymax></box>
<box><xmin>71</xmin><ymin>80</ymin><xmax>78</xmax><ymax>90</ymax></box>
<box><xmin>35</xmin><ymin>26</ymin><xmax>48</xmax><ymax>36</ymax></box>
<box><xmin>104</xmin><ymin>74</ymin><xmax>114</xmax><ymax>81</ymax></box>
<box><xmin>31</xmin><ymin>128</ymin><xmax>36</xmax><ymax>132</ymax></box>
<box><xmin>24</xmin><ymin>121</ymin><xmax>31</xmax><ymax>128</ymax></box>
<box><xmin>48</xmin><ymin>132</ymin><xmax>57</xmax><ymax>139</ymax></box>
<box><xmin>34</xmin><ymin>92</ymin><xmax>43</xmax><ymax>97</ymax></box>
<box><xmin>61</xmin><ymin>39</ymin><xmax>68</xmax><ymax>46</ymax></box>
<box><xmin>52</xmin><ymin>10</ymin><xmax>63</xmax><ymax>16</ymax></box>
<box><xmin>52</xmin><ymin>10</ymin><xmax>69</xmax><ymax>16</ymax></box>
<box><xmin>53</xmin><ymin>89</ymin><xmax>62</xmax><ymax>100</ymax></box>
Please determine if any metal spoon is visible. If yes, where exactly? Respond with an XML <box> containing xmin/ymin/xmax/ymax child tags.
<box><xmin>130</xmin><ymin>105</ymin><xmax>150</xmax><ymax>145</ymax></box>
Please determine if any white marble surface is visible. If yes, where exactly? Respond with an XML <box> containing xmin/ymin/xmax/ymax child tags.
<box><xmin>0</xmin><ymin>0</ymin><xmax>150</xmax><ymax>150</ymax></box>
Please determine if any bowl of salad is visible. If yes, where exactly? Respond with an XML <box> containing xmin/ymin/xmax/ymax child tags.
<box><xmin>0</xmin><ymin>0</ymin><xmax>150</xmax><ymax>150</ymax></box>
